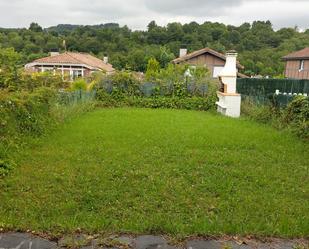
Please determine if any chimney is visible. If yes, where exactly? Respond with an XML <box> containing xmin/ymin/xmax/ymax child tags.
<box><xmin>219</xmin><ymin>50</ymin><xmax>238</xmax><ymax>78</ymax></box>
<box><xmin>179</xmin><ymin>48</ymin><xmax>187</xmax><ymax>57</ymax></box>
<box><xmin>103</xmin><ymin>56</ymin><xmax>109</xmax><ymax>64</ymax></box>
<box><xmin>218</xmin><ymin>50</ymin><xmax>238</xmax><ymax>94</ymax></box>
<box><xmin>50</xmin><ymin>52</ymin><xmax>60</xmax><ymax>57</ymax></box>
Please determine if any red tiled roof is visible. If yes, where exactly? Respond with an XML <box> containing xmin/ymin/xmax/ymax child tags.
<box><xmin>33</xmin><ymin>52</ymin><xmax>115</xmax><ymax>72</ymax></box>
<box><xmin>172</xmin><ymin>47</ymin><xmax>244</xmax><ymax>69</ymax></box>
<box><xmin>282</xmin><ymin>47</ymin><xmax>309</xmax><ymax>60</ymax></box>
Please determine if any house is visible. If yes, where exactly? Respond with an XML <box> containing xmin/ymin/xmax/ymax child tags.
<box><xmin>172</xmin><ymin>47</ymin><xmax>247</xmax><ymax>78</ymax></box>
<box><xmin>25</xmin><ymin>52</ymin><xmax>115</xmax><ymax>80</ymax></box>
<box><xmin>282</xmin><ymin>47</ymin><xmax>309</xmax><ymax>79</ymax></box>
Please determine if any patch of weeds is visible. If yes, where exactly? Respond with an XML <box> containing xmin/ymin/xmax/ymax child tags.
<box><xmin>221</xmin><ymin>244</ymin><xmax>232</xmax><ymax>249</ymax></box>
<box><xmin>0</xmin><ymin>159</ymin><xmax>15</xmax><ymax>177</ymax></box>
<box><xmin>96</xmin><ymin>237</ymin><xmax>132</xmax><ymax>249</ymax></box>
<box><xmin>294</xmin><ymin>244</ymin><xmax>309</xmax><ymax>249</ymax></box>
<box><xmin>58</xmin><ymin>234</ymin><xmax>93</xmax><ymax>248</ymax></box>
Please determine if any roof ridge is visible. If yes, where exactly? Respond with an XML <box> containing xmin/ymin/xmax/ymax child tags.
<box><xmin>30</xmin><ymin>51</ymin><xmax>115</xmax><ymax>72</ymax></box>
<box><xmin>66</xmin><ymin>52</ymin><xmax>89</xmax><ymax>65</ymax></box>
<box><xmin>173</xmin><ymin>47</ymin><xmax>243</xmax><ymax>69</ymax></box>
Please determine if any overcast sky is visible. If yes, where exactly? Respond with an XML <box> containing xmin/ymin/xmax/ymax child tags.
<box><xmin>0</xmin><ymin>0</ymin><xmax>308</xmax><ymax>30</ymax></box>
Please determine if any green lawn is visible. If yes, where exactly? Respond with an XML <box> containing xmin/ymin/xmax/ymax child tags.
<box><xmin>0</xmin><ymin>108</ymin><xmax>308</xmax><ymax>237</ymax></box>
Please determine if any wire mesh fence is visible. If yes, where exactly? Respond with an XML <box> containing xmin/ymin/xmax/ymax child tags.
<box><xmin>237</xmin><ymin>78</ymin><xmax>309</xmax><ymax>106</ymax></box>
<box><xmin>57</xmin><ymin>90</ymin><xmax>96</xmax><ymax>105</ymax></box>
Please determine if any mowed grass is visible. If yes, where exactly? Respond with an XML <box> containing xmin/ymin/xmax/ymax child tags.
<box><xmin>0</xmin><ymin>108</ymin><xmax>308</xmax><ymax>237</ymax></box>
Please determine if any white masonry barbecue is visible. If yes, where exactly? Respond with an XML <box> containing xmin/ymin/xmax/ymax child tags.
<box><xmin>216</xmin><ymin>51</ymin><xmax>241</xmax><ymax>118</ymax></box>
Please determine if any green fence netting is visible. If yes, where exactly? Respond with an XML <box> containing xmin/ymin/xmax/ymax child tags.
<box><xmin>57</xmin><ymin>90</ymin><xmax>96</xmax><ymax>105</ymax></box>
<box><xmin>237</xmin><ymin>78</ymin><xmax>309</xmax><ymax>106</ymax></box>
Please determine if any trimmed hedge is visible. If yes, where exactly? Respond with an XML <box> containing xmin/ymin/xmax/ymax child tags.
<box><xmin>96</xmin><ymin>90</ymin><xmax>217</xmax><ymax>111</ymax></box>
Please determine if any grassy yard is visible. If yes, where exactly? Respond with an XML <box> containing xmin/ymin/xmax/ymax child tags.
<box><xmin>0</xmin><ymin>108</ymin><xmax>308</xmax><ymax>237</ymax></box>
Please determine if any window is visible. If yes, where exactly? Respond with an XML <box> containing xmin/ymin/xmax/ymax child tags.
<box><xmin>299</xmin><ymin>60</ymin><xmax>304</xmax><ymax>71</ymax></box>
<box><xmin>73</xmin><ymin>70</ymin><xmax>83</xmax><ymax>79</ymax></box>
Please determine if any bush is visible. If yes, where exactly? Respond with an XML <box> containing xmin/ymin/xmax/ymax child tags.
<box><xmin>0</xmin><ymin>88</ymin><xmax>56</xmax><ymax>157</ymax></box>
<box><xmin>283</xmin><ymin>96</ymin><xmax>309</xmax><ymax>139</ymax></box>
<box><xmin>71</xmin><ymin>79</ymin><xmax>87</xmax><ymax>91</ymax></box>
<box><xmin>0</xmin><ymin>87</ymin><xmax>96</xmax><ymax>175</ymax></box>
<box><xmin>131</xmin><ymin>96</ymin><xmax>216</xmax><ymax>110</ymax></box>
<box><xmin>96</xmin><ymin>89</ymin><xmax>216</xmax><ymax>111</ymax></box>
<box><xmin>7</xmin><ymin>72</ymin><xmax>67</xmax><ymax>91</ymax></box>
<box><xmin>94</xmin><ymin>68</ymin><xmax>219</xmax><ymax>111</ymax></box>
<box><xmin>242</xmin><ymin>96</ymin><xmax>309</xmax><ymax>140</ymax></box>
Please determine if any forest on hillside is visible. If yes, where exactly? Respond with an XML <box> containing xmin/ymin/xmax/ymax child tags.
<box><xmin>1</xmin><ymin>21</ymin><xmax>309</xmax><ymax>77</ymax></box>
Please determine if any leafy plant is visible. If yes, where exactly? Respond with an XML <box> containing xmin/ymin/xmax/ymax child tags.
<box><xmin>0</xmin><ymin>159</ymin><xmax>15</xmax><ymax>177</ymax></box>
<box><xmin>242</xmin><ymin>96</ymin><xmax>309</xmax><ymax>140</ymax></box>
<box><xmin>145</xmin><ymin>57</ymin><xmax>160</xmax><ymax>81</ymax></box>
<box><xmin>71</xmin><ymin>79</ymin><xmax>87</xmax><ymax>91</ymax></box>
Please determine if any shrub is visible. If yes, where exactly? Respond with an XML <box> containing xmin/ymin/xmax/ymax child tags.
<box><xmin>94</xmin><ymin>71</ymin><xmax>141</xmax><ymax>96</ymax></box>
<box><xmin>283</xmin><ymin>96</ymin><xmax>309</xmax><ymax>139</ymax></box>
<box><xmin>241</xmin><ymin>96</ymin><xmax>309</xmax><ymax>140</ymax></box>
<box><xmin>95</xmin><ymin>91</ymin><xmax>216</xmax><ymax>111</ymax></box>
<box><xmin>7</xmin><ymin>72</ymin><xmax>67</xmax><ymax>91</ymax></box>
<box><xmin>94</xmin><ymin>68</ymin><xmax>219</xmax><ymax>110</ymax></box>
<box><xmin>0</xmin><ymin>88</ymin><xmax>56</xmax><ymax>145</ymax></box>
<box><xmin>0</xmin><ymin>48</ymin><xmax>21</xmax><ymax>89</ymax></box>
<box><xmin>241</xmin><ymin>98</ymin><xmax>277</xmax><ymax>124</ymax></box>
<box><xmin>71</xmin><ymin>79</ymin><xmax>87</xmax><ymax>91</ymax></box>
<box><xmin>0</xmin><ymin>87</ymin><xmax>96</xmax><ymax>174</ymax></box>
<box><xmin>131</xmin><ymin>96</ymin><xmax>216</xmax><ymax>111</ymax></box>
<box><xmin>145</xmin><ymin>58</ymin><xmax>160</xmax><ymax>81</ymax></box>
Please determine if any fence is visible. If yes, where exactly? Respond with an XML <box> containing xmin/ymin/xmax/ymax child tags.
<box><xmin>57</xmin><ymin>90</ymin><xmax>96</xmax><ymax>105</ymax></box>
<box><xmin>237</xmin><ymin>78</ymin><xmax>309</xmax><ymax>106</ymax></box>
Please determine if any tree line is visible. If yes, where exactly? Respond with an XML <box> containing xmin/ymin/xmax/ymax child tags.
<box><xmin>1</xmin><ymin>21</ymin><xmax>309</xmax><ymax>77</ymax></box>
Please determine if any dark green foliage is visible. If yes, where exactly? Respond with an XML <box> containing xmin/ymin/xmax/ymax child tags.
<box><xmin>0</xmin><ymin>88</ymin><xmax>56</xmax><ymax>167</ymax></box>
<box><xmin>283</xmin><ymin>96</ymin><xmax>309</xmax><ymax>138</ymax></box>
<box><xmin>94</xmin><ymin>67</ymin><xmax>218</xmax><ymax>110</ymax></box>
<box><xmin>241</xmin><ymin>96</ymin><xmax>309</xmax><ymax>140</ymax></box>
<box><xmin>0</xmin><ymin>159</ymin><xmax>15</xmax><ymax>177</ymax></box>
<box><xmin>0</xmin><ymin>48</ymin><xmax>21</xmax><ymax>88</ymax></box>
<box><xmin>96</xmin><ymin>92</ymin><xmax>216</xmax><ymax>111</ymax></box>
<box><xmin>1</xmin><ymin>20</ymin><xmax>309</xmax><ymax>76</ymax></box>
<box><xmin>132</xmin><ymin>96</ymin><xmax>216</xmax><ymax>110</ymax></box>
<box><xmin>29</xmin><ymin>23</ymin><xmax>43</xmax><ymax>32</ymax></box>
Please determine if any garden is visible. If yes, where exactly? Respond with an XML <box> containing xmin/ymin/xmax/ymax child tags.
<box><xmin>0</xmin><ymin>48</ymin><xmax>309</xmax><ymax>239</ymax></box>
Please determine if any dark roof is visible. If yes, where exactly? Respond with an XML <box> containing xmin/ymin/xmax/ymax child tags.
<box><xmin>282</xmin><ymin>47</ymin><xmax>309</xmax><ymax>60</ymax></box>
<box><xmin>172</xmin><ymin>47</ymin><xmax>244</xmax><ymax>69</ymax></box>
<box><xmin>32</xmin><ymin>52</ymin><xmax>115</xmax><ymax>72</ymax></box>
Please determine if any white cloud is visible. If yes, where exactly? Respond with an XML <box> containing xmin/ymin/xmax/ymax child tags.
<box><xmin>0</xmin><ymin>0</ymin><xmax>308</xmax><ymax>30</ymax></box>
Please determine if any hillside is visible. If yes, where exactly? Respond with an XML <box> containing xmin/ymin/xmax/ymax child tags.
<box><xmin>1</xmin><ymin>20</ymin><xmax>309</xmax><ymax>76</ymax></box>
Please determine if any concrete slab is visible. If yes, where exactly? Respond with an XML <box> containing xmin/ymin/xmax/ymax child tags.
<box><xmin>0</xmin><ymin>233</ymin><xmax>58</xmax><ymax>249</ymax></box>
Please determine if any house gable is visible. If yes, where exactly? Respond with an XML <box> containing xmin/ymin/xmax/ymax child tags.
<box><xmin>172</xmin><ymin>48</ymin><xmax>245</xmax><ymax>78</ymax></box>
<box><xmin>283</xmin><ymin>48</ymin><xmax>309</xmax><ymax>79</ymax></box>
<box><xmin>172</xmin><ymin>47</ymin><xmax>244</xmax><ymax>70</ymax></box>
